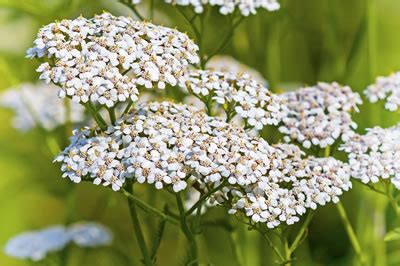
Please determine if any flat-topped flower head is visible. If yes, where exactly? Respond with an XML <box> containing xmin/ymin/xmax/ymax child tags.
<box><xmin>340</xmin><ymin>123</ymin><xmax>400</xmax><ymax>188</ymax></box>
<box><xmin>364</xmin><ymin>72</ymin><xmax>400</xmax><ymax>111</ymax></box>
<box><xmin>4</xmin><ymin>222</ymin><xmax>112</xmax><ymax>261</ymax></box>
<box><xmin>206</xmin><ymin>55</ymin><xmax>266</xmax><ymax>84</ymax></box>
<box><xmin>56</xmin><ymin>102</ymin><xmax>351</xmax><ymax>228</ymax></box>
<box><xmin>0</xmin><ymin>83</ymin><xmax>84</xmax><ymax>131</ymax></box>
<box><xmin>230</xmin><ymin>144</ymin><xmax>352</xmax><ymax>228</ymax></box>
<box><xmin>55</xmin><ymin>101</ymin><xmax>272</xmax><ymax>191</ymax></box>
<box><xmin>27</xmin><ymin>12</ymin><xmax>199</xmax><ymax>107</ymax></box>
<box><xmin>179</xmin><ymin>70</ymin><xmax>283</xmax><ymax>129</ymax></box>
<box><xmin>131</xmin><ymin>0</ymin><xmax>280</xmax><ymax>16</ymax></box>
<box><xmin>279</xmin><ymin>82</ymin><xmax>362</xmax><ymax>149</ymax></box>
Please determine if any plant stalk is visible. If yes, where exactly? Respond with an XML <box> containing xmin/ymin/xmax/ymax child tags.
<box><xmin>176</xmin><ymin>192</ymin><xmax>198</xmax><ymax>266</ymax></box>
<box><xmin>336</xmin><ymin>201</ymin><xmax>367</xmax><ymax>265</ymax></box>
<box><xmin>126</xmin><ymin>184</ymin><xmax>153</xmax><ymax>266</ymax></box>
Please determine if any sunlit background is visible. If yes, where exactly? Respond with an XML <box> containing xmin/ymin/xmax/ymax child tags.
<box><xmin>1</xmin><ymin>0</ymin><xmax>400</xmax><ymax>265</ymax></box>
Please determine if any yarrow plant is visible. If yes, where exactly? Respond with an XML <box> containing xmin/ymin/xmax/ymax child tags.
<box><xmin>4</xmin><ymin>2</ymin><xmax>400</xmax><ymax>265</ymax></box>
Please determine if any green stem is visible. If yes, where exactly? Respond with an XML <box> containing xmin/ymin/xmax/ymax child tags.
<box><xmin>150</xmin><ymin>217</ymin><xmax>166</xmax><ymax>261</ymax></box>
<box><xmin>176</xmin><ymin>192</ymin><xmax>198</xmax><ymax>266</ymax></box>
<box><xmin>64</xmin><ymin>98</ymin><xmax>72</xmax><ymax>138</ymax></box>
<box><xmin>176</xmin><ymin>6</ymin><xmax>201</xmax><ymax>42</ymax></box>
<box><xmin>289</xmin><ymin>211</ymin><xmax>314</xmax><ymax>253</ymax></box>
<box><xmin>119</xmin><ymin>0</ymin><xmax>145</xmax><ymax>21</ymax></box>
<box><xmin>262</xmin><ymin>232</ymin><xmax>286</xmax><ymax>263</ymax></box>
<box><xmin>123</xmin><ymin>100</ymin><xmax>133</xmax><ymax>115</ymax></box>
<box><xmin>203</xmin><ymin>16</ymin><xmax>245</xmax><ymax>66</ymax></box>
<box><xmin>281</xmin><ymin>230</ymin><xmax>291</xmax><ymax>266</ymax></box>
<box><xmin>336</xmin><ymin>201</ymin><xmax>367</xmax><ymax>265</ymax></box>
<box><xmin>122</xmin><ymin>188</ymin><xmax>179</xmax><ymax>225</ymax></box>
<box><xmin>204</xmin><ymin>96</ymin><xmax>214</xmax><ymax>116</ymax></box>
<box><xmin>45</xmin><ymin>136</ymin><xmax>61</xmax><ymax>156</ymax></box>
<box><xmin>125</xmin><ymin>184</ymin><xmax>153</xmax><ymax>266</ymax></box>
<box><xmin>149</xmin><ymin>0</ymin><xmax>154</xmax><ymax>20</ymax></box>
<box><xmin>384</xmin><ymin>182</ymin><xmax>400</xmax><ymax>217</ymax></box>
<box><xmin>84</xmin><ymin>102</ymin><xmax>107</xmax><ymax>131</ymax></box>
<box><xmin>185</xmin><ymin>181</ymin><xmax>227</xmax><ymax>216</ymax></box>
<box><xmin>107</xmin><ymin>107</ymin><xmax>117</xmax><ymax>125</ymax></box>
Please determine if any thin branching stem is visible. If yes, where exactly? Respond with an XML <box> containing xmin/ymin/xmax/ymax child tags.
<box><xmin>325</xmin><ymin>146</ymin><xmax>367</xmax><ymax>265</ymax></box>
<box><xmin>125</xmin><ymin>184</ymin><xmax>153</xmax><ymax>266</ymax></box>
<box><xmin>383</xmin><ymin>180</ymin><xmax>400</xmax><ymax>217</ymax></box>
<box><xmin>204</xmin><ymin>15</ymin><xmax>245</xmax><ymax>66</ymax></box>
<box><xmin>185</xmin><ymin>181</ymin><xmax>227</xmax><ymax>216</ymax></box>
<box><xmin>176</xmin><ymin>192</ymin><xmax>198</xmax><ymax>266</ymax></box>
<box><xmin>336</xmin><ymin>201</ymin><xmax>367</xmax><ymax>265</ymax></box>
<box><xmin>176</xmin><ymin>6</ymin><xmax>201</xmax><ymax>42</ymax></box>
<box><xmin>119</xmin><ymin>0</ymin><xmax>145</xmax><ymax>21</ymax></box>
<box><xmin>256</xmin><ymin>228</ymin><xmax>285</xmax><ymax>262</ymax></box>
<box><xmin>84</xmin><ymin>102</ymin><xmax>107</xmax><ymax>131</ymax></box>
<box><xmin>122</xmin><ymin>188</ymin><xmax>179</xmax><ymax>225</ymax></box>
<box><xmin>107</xmin><ymin>106</ymin><xmax>117</xmax><ymax>125</ymax></box>
<box><xmin>289</xmin><ymin>211</ymin><xmax>314</xmax><ymax>253</ymax></box>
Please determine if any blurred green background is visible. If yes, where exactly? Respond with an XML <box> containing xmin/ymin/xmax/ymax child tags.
<box><xmin>1</xmin><ymin>0</ymin><xmax>400</xmax><ymax>265</ymax></box>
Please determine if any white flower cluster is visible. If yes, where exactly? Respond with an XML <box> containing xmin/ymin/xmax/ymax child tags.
<box><xmin>27</xmin><ymin>13</ymin><xmax>199</xmax><ymax>107</ymax></box>
<box><xmin>0</xmin><ymin>83</ymin><xmax>84</xmax><ymax>131</ymax></box>
<box><xmin>131</xmin><ymin>0</ymin><xmax>280</xmax><ymax>16</ymax></box>
<box><xmin>230</xmin><ymin>144</ymin><xmax>352</xmax><ymax>228</ymax></box>
<box><xmin>206</xmin><ymin>55</ymin><xmax>266</xmax><ymax>84</ymax></box>
<box><xmin>340</xmin><ymin>124</ymin><xmax>400</xmax><ymax>188</ymax></box>
<box><xmin>364</xmin><ymin>72</ymin><xmax>400</xmax><ymax>112</ymax></box>
<box><xmin>179</xmin><ymin>70</ymin><xmax>283</xmax><ymax>130</ymax></box>
<box><xmin>55</xmin><ymin>102</ymin><xmax>351</xmax><ymax>228</ymax></box>
<box><xmin>4</xmin><ymin>222</ymin><xmax>112</xmax><ymax>261</ymax></box>
<box><xmin>279</xmin><ymin>82</ymin><xmax>362</xmax><ymax>149</ymax></box>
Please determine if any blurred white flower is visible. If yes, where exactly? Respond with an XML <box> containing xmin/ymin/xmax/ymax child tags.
<box><xmin>55</xmin><ymin>101</ymin><xmax>351</xmax><ymax>228</ymax></box>
<box><xmin>279</xmin><ymin>82</ymin><xmax>362</xmax><ymax>149</ymax></box>
<box><xmin>179</xmin><ymin>70</ymin><xmax>283</xmax><ymax>129</ymax></box>
<box><xmin>340</xmin><ymin>123</ymin><xmax>400</xmax><ymax>188</ymax></box>
<box><xmin>206</xmin><ymin>55</ymin><xmax>266</xmax><ymax>84</ymax></box>
<box><xmin>0</xmin><ymin>82</ymin><xmax>84</xmax><ymax>131</ymax></box>
<box><xmin>131</xmin><ymin>0</ymin><xmax>280</xmax><ymax>16</ymax></box>
<box><xmin>4</xmin><ymin>222</ymin><xmax>112</xmax><ymax>261</ymax></box>
<box><xmin>365</xmin><ymin>72</ymin><xmax>400</xmax><ymax>112</ymax></box>
<box><xmin>27</xmin><ymin>13</ymin><xmax>199</xmax><ymax>107</ymax></box>
<box><xmin>68</xmin><ymin>222</ymin><xmax>112</xmax><ymax>247</ymax></box>
<box><xmin>4</xmin><ymin>226</ymin><xmax>70</xmax><ymax>261</ymax></box>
